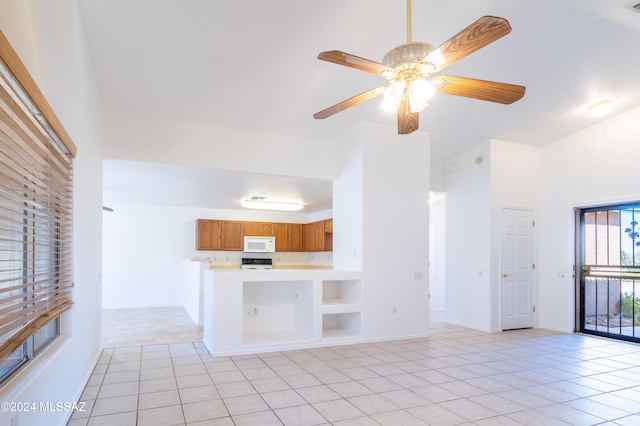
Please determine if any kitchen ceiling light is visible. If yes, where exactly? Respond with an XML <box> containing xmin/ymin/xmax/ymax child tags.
<box><xmin>241</xmin><ymin>200</ymin><xmax>304</xmax><ymax>211</ymax></box>
<box><xmin>588</xmin><ymin>100</ymin><xmax>615</xmax><ymax>117</ymax></box>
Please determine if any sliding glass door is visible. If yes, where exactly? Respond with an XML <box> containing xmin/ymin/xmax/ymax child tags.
<box><xmin>580</xmin><ymin>203</ymin><xmax>640</xmax><ymax>342</ymax></box>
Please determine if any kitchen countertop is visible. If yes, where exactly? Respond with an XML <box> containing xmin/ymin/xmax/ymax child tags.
<box><xmin>208</xmin><ymin>264</ymin><xmax>332</xmax><ymax>270</ymax></box>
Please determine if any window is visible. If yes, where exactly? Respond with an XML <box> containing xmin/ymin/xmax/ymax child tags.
<box><xmin>0</xmin><ymin>30</ymin><xmax>76</xmax><ymax>382</ymax></box>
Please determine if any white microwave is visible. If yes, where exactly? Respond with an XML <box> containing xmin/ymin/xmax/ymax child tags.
<box><xmin>243</xmin><ymin>235</ymin><xmax>276</xmax><ymax>253</ymax></box>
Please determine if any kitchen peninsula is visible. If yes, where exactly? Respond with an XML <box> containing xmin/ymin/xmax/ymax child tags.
<box><xmin>203</xmin><ymin>268</ymin><xmax>362</xmax><ymax>356</ymax></box>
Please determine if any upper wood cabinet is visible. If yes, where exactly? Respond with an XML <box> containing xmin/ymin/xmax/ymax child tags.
<box><xmin>314</xmin><ymin>221</ymin><xmax>325</xmax><ymax>250</ymax></box>
<box><xmin>304</xmin><ymin>220</ymin><xmax>332</xmax><ymax>252</ymax></box>
<box><xmin>323</xmin><ymin>219</ymin><xmax>333</xmax><ymax>251</ymax></box>
<box><xmin>244</xmin><ymin>221</ymin><xmax>274</xmax><ymax>236</ymax></box>
<box><xmin>288</xmin><ymin>224</ymin><xmax>304</xmax><ymax>252</ymax></box>
<box><xmin>274</xmin><ymin>223</ymin><xmax>289</xmax><ymax>252</ymax></box>
<box><xmin>196</xmin><ymin>220</ymin><xmax>244</xmax><ymax>250</ymax></box>
<box><xmin>221</xmin><ymin>221</ymin><xmax>245</xmax><ymax>250</ymax></box>
<box><xmin>304</xmin><ymin>222</ymin><xmax>317</xmax><ymax>252</ymax></box>
<box><xmin>196</xmin><ymin>219</ymin><xmax>222</xmax><ymax>250</ymax></box>
<box><xmin>197</xmin><ymin>219</ymin><xmax>331</xmax><ymax>252</ymax></box>
<box><xmin>275</xmin><ymin>223</ymin><xmax>304</xmax><ymax>252</ymax></box>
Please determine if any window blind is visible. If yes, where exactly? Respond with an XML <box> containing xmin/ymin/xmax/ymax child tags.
<box><xmin>0</xmin><ymin>64</ymin><xmax>74</xmax><ymax>360</ymax></box>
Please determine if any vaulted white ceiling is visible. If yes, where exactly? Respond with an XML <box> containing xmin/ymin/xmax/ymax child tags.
<box><xmin>79</xmin><ymin>0</ymin><xmax>640</xmax><ymax>211</ymax></box>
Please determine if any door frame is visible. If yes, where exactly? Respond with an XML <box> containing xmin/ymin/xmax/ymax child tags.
<box><xmin>572</xmin><ymin>198</ymin><xmax>640</xmax><ymax>333</ymax></box>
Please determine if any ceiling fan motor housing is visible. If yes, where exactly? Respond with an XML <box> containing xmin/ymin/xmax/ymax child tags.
<box><xmin>381</xmin><ymin>42</ymin><xmax>435</xmax><ymax>67</ymax></box>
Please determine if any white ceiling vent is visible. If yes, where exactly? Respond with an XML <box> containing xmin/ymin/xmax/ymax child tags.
<box><xmin>626</xmin><ymin>2</ymin><xmax>640</xmax><ymax>14</ymax></box>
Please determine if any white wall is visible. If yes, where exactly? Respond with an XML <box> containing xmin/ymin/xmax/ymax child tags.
<box><xmin>332</xmin><ymin>126</ymin><xmax>363</xmax><ymax>271</ymax></box>
<box><xmin>490</xmin><ymin>140</ymin><xmax>540</xmax><ymax>329</ymax></box>
<box><xmin>538</xmin><ymin>106</ymin><xmax>640</xmax><ymax>332</ymax></box>
<box><xmin>446</xmin><ymin>109</ymin><xmax>640</xmax><ymax>334</ymax></box>
<box><xmin>429</xmin><ymin>192</ymin><xmax>446</xmax><ymax>312</ymax></box>
<box><xmin>0</xmin><ymin>1</ymin><xmax>103</xmax><ymax>425</ymax></box>
<box><xmin>102</xmin><ymin>203</ymin><xmax>333</xmax><ymax>309</ymax></box>
<box><xmin>445</xmin><ymin>140</ymin><xmax>539</xmax><ymax>332</ymax></box>
<box><xmin>333</xmin><ymin>121</ymin><xmax>430</xmax><ymax>341</ymax></box>
<box><xmin>445</xmin><ymin>141</ymin><xmax>492</xmax><ymax>330</ymax></box>
<box><xmin>361</xmin><ymin>122</ymin><xmax>430</xmax><ymax>339</ymax></box>
<box><xmin>103</xmin><ymin>110</ymin><xmax>339</xmax><ymax>181</ymax></box>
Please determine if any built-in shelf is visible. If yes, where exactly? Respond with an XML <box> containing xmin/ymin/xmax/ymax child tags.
<box><xmin>321</xmin><ymin>304</ymin><xmax>362</xmax><ymax>315</ymax></box>
<box><xmin>321</xmin><ymin>280</ymin><xmax>362</xmax><ymax>337</ymax></box>
<box><xmin>322</xmin><ymin>312</ymin><xmax>361</xmax><ymax>339</ymax></box>
<box><xmin>242</xmin><ymin>280</ymin><xmax>313</xmax><ymax>345</ymax></box>
<box><xmin>322</xmin><ymin>279</ymin><xmax>361</xmax><ymax>306</ymax></box>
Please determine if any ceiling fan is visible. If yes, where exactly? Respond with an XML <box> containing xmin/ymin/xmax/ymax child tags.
<box><xmin>313</xmin><ymin>0</ymin><xmax>526</xmax><ymax>135</ymax></box>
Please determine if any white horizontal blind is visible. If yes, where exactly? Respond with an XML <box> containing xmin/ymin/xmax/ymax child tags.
<box><xmin>0</xmin><ymin>69</ymin><xmax>73</xmax><ymax>360</ymax></box>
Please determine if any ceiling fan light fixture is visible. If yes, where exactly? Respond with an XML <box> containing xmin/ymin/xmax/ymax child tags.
<box><xmin>241</xmin><ymin>199</ymin><xmax>304</xmax><ymax>211</ymax></box>
<box><xmin>426</xmin><ymin>48</ymin><xmax>446</xmax><ymax>69</ymax></box>
<box><xmin>381</xmin><ymin>81</ymin><xmax>406</xmax><ymax>112</ymax></box>
<box><xmin>588</xmin><ymin>100</ymin><xmax>615</xmax><ymax>117</ymax></box>
<box><xmin>314</xmin><ymin>11</ymin><xmax>525</xmax><ymax>135</ymax></box>
<box><xmin>409</xmin><ymin>79</ymin><xmax>436</xmax><ymax>112</ymax></box>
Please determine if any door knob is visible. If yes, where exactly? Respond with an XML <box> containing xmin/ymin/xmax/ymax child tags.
<box><xmin>502</xmin><ymin>273</ymin><xmax>510</xmax><ymax>278</ymax></box>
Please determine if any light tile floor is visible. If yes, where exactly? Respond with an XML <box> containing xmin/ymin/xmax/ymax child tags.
<box><xmin>102</xmin><ymin>307</ymin><xmax>203</xmax><ymax>347</ymax></box>
<box><xmin>70</xmin><ymin>309</ymin><xmax>640</xmax><ymax>425</ymax></box>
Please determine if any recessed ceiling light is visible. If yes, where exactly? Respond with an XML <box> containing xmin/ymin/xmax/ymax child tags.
<box><xmin>588</xmin><ymin>100</ymin><xmax>615</xmax><ymax>117</ymax></box>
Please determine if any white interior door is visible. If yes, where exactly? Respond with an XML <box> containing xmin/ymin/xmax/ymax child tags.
<box><xmin>501</xmin><ymin>208</ymin><xmax>535</xmax><ymax>330</ymax></box>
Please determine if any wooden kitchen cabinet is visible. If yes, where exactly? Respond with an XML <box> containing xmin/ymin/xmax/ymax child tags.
<box><xmin>304</xmin><ymin>220</ymin><xmax>330</xmax><ymax>252</ymax></box>
<box><xmin>244</xmin><ymin>221</ymin><xmax>274</xmax><ymax>236</ymax></box>
<box><xmin>304</xmin><ymin>220</ymin><xmax>333</xmax><ymax>252</ymax></box>
<box><xmin>275</xmin><ymin>223</ymin><xmax>288</xmax><ymax>251</ymax></box>
<box><xmin>323</xmin><ymin>219</ymin><xmax>333</xmax><ymax>251</ymax></box>
<box><xmin>314</xmin><ymin>221</ymin><xmax>325</xmax><ymax>250</ymax></box>
<box><xmin>304</xmin><ymin>222</ymin><xmax>317</xmax><ymax>251</ymax></box>
<box><xmin>222</xmin><ymin>221</ymin><xmax>245</xmax><ymax>250</ymax></box>
<box><xmin>196</xmin><ymin>219</ymin><xmax>222</xmax><ymax>250</ymax></box>
<box><xmin>288</xmin><ymin>224</ymin><xmax>303</xmax><ymax>252</ymax></box>
<box><xmin>196</xmin><ymin>220</ymin><xmax>244</xmax><ymax>250</ymax></box>
<box><xmin>275</xmin><ymin>223</ymin><xmax>304</xmax><ymax>252</ymax></box>
<box><xmin>197</xmin><ymin>218</ymin><xmax>331</xmax><ymax>252</ymax></box>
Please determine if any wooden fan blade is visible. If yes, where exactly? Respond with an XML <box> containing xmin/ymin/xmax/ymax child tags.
<box><xmin>313</xmin><ymin>87</ymin><xmax>385</xmax><ymax>119</ymax></box>
<box><xmin>397</xmin><ymin>98</ymin><xmax>419</xmax><ymax>134</ymax></box>
<box><xmin>422</xmin><ymin>16</ymin><xmax>512</xmax><ymax>72</ymax></box>
<box><xmin>318</xmin><ymin>50</ymin><xmax>393</xmax><ymax>75</ymax></box>
<box><xmin>433</xmin><ymin>75</ymin><xmax>525</xmax><ymax>104</ymax></box>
